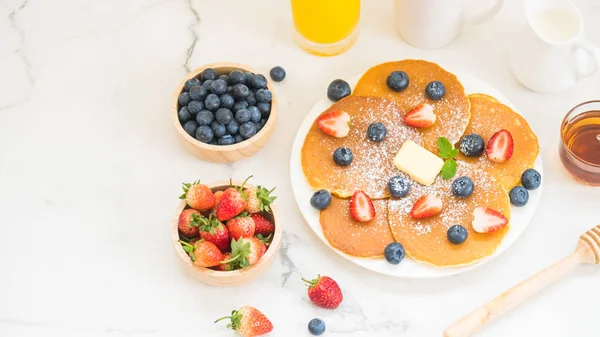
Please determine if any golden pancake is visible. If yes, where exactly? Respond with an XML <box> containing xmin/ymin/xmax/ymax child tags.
<box><xmin>353</xmin><ymin>60</ymin><xmax>471</xmax><ymax>152</ymax></box>
<box><xmin>388</xmin><ymin>162</ymin><xmax>510</xmax><ymax>267</ymax></box>
<box><xmin>320</xmin><ymin>197</ymin><xmax>394</xmax><ymax>258</ymax></box>
<box><xmin>457</xmin><ymin>94</ymin><xmax>539</xmax><ymax>190</ymax></box>
<box><xmin>301</xmin><ymin>95</ymin><xmax>423</xmax><ymax>198</ymax></box>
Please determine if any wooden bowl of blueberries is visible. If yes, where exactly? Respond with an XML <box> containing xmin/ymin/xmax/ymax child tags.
<box><xmin>172</xmin><ymin>62</ymin><xmax>284</xmax><ymax>163</ymax></box>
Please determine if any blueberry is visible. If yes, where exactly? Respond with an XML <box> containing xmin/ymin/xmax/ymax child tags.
<box><xmin>182</xmin><ymin>120</ymin><xmax>198</xmax><ymax>137</ymax></box>
<box><xmin>204</xmin><ymin>94</ymin><xmax>220</xmax><ymax>111</ymax></box>
<box><xmin>310</xmin><ymin>190</ymin><xmax>332</xmax><ymax>210</ymax></box>
<box><xmin>386</xmin><ymin>71</ymin><xmax>409</xmax><ymax>92</ymax></box>
<box><xmin>239</xmin><ymin>122</ymin><xmax>257</xmax><ymax>139</ymax></box>
<box><xmin>367</xmin><ymin>122</ymin><xmax>387</xmax><ymax>142</ymax></box>
<box><xmin>452</xmin><ymin>176</ymin><xmax>474</xmax><ymax>198</ymax></box>
<box><xmin>187</xmin><ymin>100</ymin><xmax>204</xmax><ymax>114</ymax></box>
<box><xmin>184</xmin><ymin>78</ymin><xmax>200</xmax><ymax>91</ymax></box>
<box><xmin>248</xmin><ymin>106</ymin><xmax>261</xmax><ymax>122</ymax></box>
<box><xmin>245</xmin><ymin>72</ymin><xmax>255</xmax><ymax>87</ymax></box>
<box><xmin>388</xmin><ymin>175</ymin><xmax>411</xmax><ymax>198</ymax></box>
<box><xmin>218</xmin><ymin>74</ymin><xmax>229</xmax><ymax>82</ymax></box>
<box><xmin>509</xmin><ymin>186</ymin><xmax>529</xmax><ymax>206</ymax></box>
<box><xmin>232</xmin><ymin>100</ymin><xmax>249</xmax><ymax>113</ymax></box>
<box><xmin>521</xmin><ymin>169</ymin><xmax>541</xmax><ymax>190</ymax></box>
<box><xmin>208</xmin><ymin>139</ymin><xmax>218</xmax><ymax>145</ymax></box>
<box><xmin>210</xmin><ymin>79</ymin><xmax>228</xmax><ymax>96</ymax></box>
<box><xmin>269</xmin><ymin>66</ymin><xmax>286</xmax><ymax>82</ymax></box>
<box><xmin>218</xmin><ymin>134</ymin><xmax>235</xmax><ymax>145</ymax></box>
<box><xmin>447</xmin><ymin>225</ymin><xmax>468</xmax><ymax>244</ymax></box>
<box><xmin>196</xmin><ymin>110</ymin><xmax>214</xmax><ymax>126</ymax></box>
<box><xmin>245</xmin><ymin>92</ymin><xmax>257</xmax><ymax>106</ymax></box>
<box><xmin>211</xmin><ymin>121</ymin><xmax>227</xmax><ymax>138</ymax></box>
<box><xmin>251</xmin><ymin>74</ymin><xmax>268</xmax><ymax>89</ymax></box>
<box><xmin>220</xmin><ymin>93</ymin><xmax>234</xmax><ymax>109</ymax></box>
<box><xmin>459</xmin><ymin>134</ymin><xmax>485</xmax><ymax>157</ymax></box>
<box><xmin>201</xmin><ymin>79</ymin><xmax>213</xmax><ymax>91</ymax></box>
<box><xmin>227</xmin><ymin>86</ymin><xmax>234</xmax><ymax>95</ymax></box>
<box><xmin>200</xmin><ymin>68</ymin><xmax>217</xmax><ymax>82</ymax></box>
<box><xmin>260</xmin><ymin>118</ymin><xmax>267</xmax><ymax>128</ymax></box>
<box><xmin>254</xmin><ymin>121</ymin><xmax>262</xmax><ymax>132</ymax></box>
<box><xmin>257</xmin><ymin>102</ymin><xmax>270</xmax><ymax>115</ymax></box>
<box><xmin>425</xmin><ymin>81</ymin><xmax>446</xmax><ymax>100</ymax></box>
<box><xmin>327</xmin><ymin>79</ymin><xmax>351</xmax><ymax>102</ymax></box>
<box><xmin>255</xmin><ymin>88</ymin><xmax>272</xmax><ymax>103</ymax></box>
<box><xmin>178</xmin><ymin>92</ymin><xmax>191</xmax><ymax>106</ymax></box>
<box><xmin>384</xmin><ymin>242</ymin><xmax>405</xmax><ymax>264</ymax></box>
<box><xmin>178</xmin><ymin>106</ymin><xmax>192</xmax><ymax>123</ymax></box>
<box><xmin>228</xmin><ymin>70</ymin><xmax>246</xmax><ymax>85</ymax></box>
<box><xmin>227</xmin><ymin>119</ymin><xmax>239</xmax><ymax>135</ymax></box>
<box><xmin>189</xmin><ymin>85</ymin><xmax>207</xmax><ymax>101</ymax></box>
<box><xmin>233</xmin><ymin>84</ymin><xmax>250</xmax><ymax>100</ymax></box>
<box><xmin>333</xmin><ymin>147</ymin><xmax>353</xmax><ymax>166</ymax></box>
<box><xmin>234</xmin><ymin>134</ymin><xmax>244</xmax><ymax>143</ymax></box>
<box><xmin>235</xmin><ymin>108</ymin><xmax>251</xmax><ymax>123</ymax></box>
<box><xmin>195</xmin><ymin>125</ymin><xmax>213</xmax><ymax>143</ymax></box>
<box><xmin>215</xmin><ymin>108</ymin><xmax>233</xmax><ymax>124</ymax></box>
<box><xmin>308</xmin><ymin>318</ymin><xmax>326</xmax><ymax>336</ymax></box>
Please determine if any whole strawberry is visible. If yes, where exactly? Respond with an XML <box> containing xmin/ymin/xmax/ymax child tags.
<box><xmin>197</xmin><ymin>214</ymin><xmax>230</xmax><ymax>252</ymax></box>
<box><xmin>245</xmin><ymin>185</ymin><xmax>277</xmax><ymax>214</ymax></box>
<box><xmin>216</xmin><ymin>177</ymin><xmax>252</xmax><ymax>221</ymax></box>
<box><xmin>215</xmin><ymin>306</ymin><xmax>273</xmax><ymax>337</ymax></box>
<box><xmin>179</xmin><ymin>240</ymin><xmax>223</xmax><ymax>268</ymax></box>
<box><xmin>250</xmin><ymin>213</ymin><xmax>275</xmax><ymax>236</ymax></box>
<box><xmin>302</xmin><ymin>275</ymin><xmax>343</xmax><ymax>309</ymax></box>
<box><xmin>215</xmin><ymin>252</ymin><xmax>233</xmax><ymax>271</ymax></box>
<box><xmin>179</xmin><ymin>180</ymin><xmax>216</xmax><ymax>211</ymax></box>
<box><xmin>224</xmin><ymin>237</ymin><xmax>266</xmax><ymax>270</ymax></box>
<box><xmin>227</xmin><ymin>213</ymin><xmax>256</xmax><ymax>240</ymax></box>
<box><xmin>177</xmin><ymin>209</ymin><xmax>201</xmax><ymax>237</ymax></box>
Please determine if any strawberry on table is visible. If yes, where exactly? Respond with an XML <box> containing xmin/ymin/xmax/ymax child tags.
<box><xmin>216</xmin><ymin>178</ymin><xmax>251</xmax><ymax>221</ymax></box>
<box><xmin>302</xmin><ymin>275</ymin><xmax>343</xmax><ymax>309</ymax></box>
<box><xmin>350</xmin><ymin>190</ymin><xmax>376</xmax><ymax>222</ymax></box>
<box><xmin>215</xmin><ymin>306</ymin><xmax>273</xmax><ymax>337</ymax></box>
<box><xmin>177</xmin><ymin>209</ymin><xmax>201</xmax><ymax>238</ymax></box>
<box><xmin>179</xmin><ymin>180</ymin><xmax>216</xmax><ymax>211</ymax></box>
<box><xmin>196</xmin><ymin>214</ymin><xmax>230</xmax><ymax>252</ymax></box>
<box><xmin>472</xmin><ymin>207</ymin><xmax>509</xmax><ymax>233</ymax></box>
<box><xmin>179</xmin><ymin>240</ymin><xmax>223</xmax><ymax>268</ymax></box>
<box><xmin>486</xmin><ymin>129</ymin><xmax>514</xmax><ymax>163</ymax></box>
<box><xmin>317</xmin><ymin>110</ymin><xmax>351</xmax><ymax>138</ymax></box>
<box><xmin>251</xmin><ymin>213</ymin><xmax>275</xmax><ymax>236</ymax></box>
<box><xmin>404</xmin><ymin>103</ymin><xmax>436</xmax><ymax>128</ymax></box>
<box><xmin>245</xmin><ymin>185</ymin><xmax>277</xmax><ymax>214</ymax></box>
<box><xmin>227</xmin><ymin>213</ymin><xmax>256</xmax><ymax>240</ymax></box>
<box><xmin>410</xmin><ymin>194</ymin><xmax>443</xmax><ymax>219</ymax></box>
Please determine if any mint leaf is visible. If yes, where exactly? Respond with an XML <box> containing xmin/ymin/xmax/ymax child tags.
<box><xmin>441</xmin><ymin>159</ymin><xmax>458</xmax><ymax>180</ymax></box>
<box><xmin>449</xmin><ymin>148</ymin><xmax>459</xmax><ymax>158</ymax></box>
<box><xmin>437</xmin><ymin>137</ymin><xmax>453</xmax><ymax>158</ymax></box>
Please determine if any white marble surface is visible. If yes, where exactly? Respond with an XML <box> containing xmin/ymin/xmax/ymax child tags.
<box><xmin>0</xmin><ymin>0</ymin><xmax>599</xmax><ymax>336</ymax></box>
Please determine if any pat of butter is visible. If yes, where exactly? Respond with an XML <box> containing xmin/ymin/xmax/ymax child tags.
<box><xmin>393</xmin><ymin>140</ymin><xmax>444</xmax><ymax>186</ymax></box>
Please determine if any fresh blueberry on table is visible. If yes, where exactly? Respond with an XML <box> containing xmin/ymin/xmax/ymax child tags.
<box><xmin>218</xmin><ymin>134</ymin><xmax>235</xmax><ymax>145</ymax></box>
<box><xmin>447</xmin><ymin>225</ymin><xmax>468</xmax><ymax>244</ymax></box>
<box><xmin>182</xmin><ymin>120</ymin><xmax>198</xmax><ymax>137</ymax></box>
<box><xmin>388</xmin><ymin>175</ymin><xmax>411</xmax><ymax>198</ymax></box>
<box><xmin>459</xmin><ymin>134</ymin><xmax>485</xmax><ymax>157</ymax></box>
<box><xmin>200</xmin><ymin>68</ymin><xmax>217</xmax><ymax>82</ymax></box>
<box><xmin>235</xmin><ymin>108</ymin><xmax>251</xmax><ymax>123</ymax></box>
<box><xmin>452</xmin><ymin>176</ymin><xmax>474</xmax><ymax>198</ymax></box>
<box><xmin>204</xmin><ymin>94</ymin><xmax>221</xmax><ymax>111</ymax></box>
<box><xmin>187</xmin><ymin>100</ymin><xmax>204</xmax><ymax>114</ymax></box>
<box><xmin>269</xmin><ymin>66</ymin><xmax>286</xmax><ymax>82</ymax></box>
<box><xmin>232</xmin><ymin>100</ymin><xmax>249</xmax><ymax>113</ymax></box>
<box><xmin>257</xmin><ymin>102</ymin><xmax>270</xmax><ymax>115</ymax></box>
<box><xmin>255</xmin><ymin>88</ymin><xmax>273</xmax><ymax>103</ymax></box>
<box><xmin>327</xmin><ymin>79</ymin><xmax>351</xmax><ymax>102</ymax></box>
<box><xmin>228</xmin><ymin>70</ymin><xmax>246</xmax><ymax>85</ymax></box>
<box><xmin>210</xmin><ymin>79</ymin><xmax>228</xmax><ymax>96</ymax></box>
<box><xmin>195</xmin><ymin>125</ymin><xmax>213</xmax><ymax>143</ymax></box>
<box><xmin>227</xmin><ymin>119</ymin><xmax>239</xmax><ymax>135</ymax></box>
<box><xmin>367</xmin><ymin>122</ymin><xmax>387</xmax><ymax>142</ymax></box>
<box><xmin>178</xmin><ymin>106</ymin><xmax>192</xmax><ymax>123</ymax></box>
<box><xmin>219</xmin><ymin>93</ymin><xmax>234</xmax><ymax>109</ymax></box>
<box><xmin>211</xmin><ymin>121</ymin><xmax>227</xmax><ymax>138</ymax></box>
<box><xmin>249</xmin><ymin>106</ymin><xmax>261</xmax><ymax>123</ymax></box>
<box><xmin>189</xmin><ymin>85</ymin><xmax>207</xmax><ymax>101</ymax></box>
<box><xmin>234</xmin><ymin>134</ymin><xmax>244</xmax><ymax>144</ymax></box>
<box><xmin>196</xmin><ymin>110</ymin><xmax>214</xmax><ymax>126</ymax></box>
<box><xmin>245</xmin><ymin>91</ymin><xmax>257</xmax><ymax>106</ymax></box>
<box><xmin>333</xmin><ymin>147</ymin><xmax>353</xmax><ymax>166</ymax></box>
<box><xmin>386</xmin><ymin>71</ymin><xmax>409</xmax><ymax>92</ymax></box>
<box><xmin>425</xmin><ymin>80</ymin><xmax>446</xmax><ymax>100</ymax></box>
<box><xmin>521</xmin><ymin>169</ymin><xmax>541</xmax><ymax>190</ymax></box>
<box><xmin>233</xmin><ymin>84</ymin><xmax>250</xmax><ymax>100</ymax></box>
<box><xmin>310</xmin><ymin>189</ymin><xmax>332</xmax><ymax>210</ymax></box>
<box><xmin>178</xmin><ymin>92</ymin><xmax>191</xmax><ymax>106</ymax></box>
<box><xmin>239</xmin><ymin>122</ymin><xmax>257</xmax><ymax>139</ymax></box>
<box><xmin>201</xmin><ymin>79</ymin><xmax>213</xmax><ymax>91</ymax></box>
<box><xmin>215</xmin><ymin>108</ymin><xmax>233</xmax><ymax>125</ymax></box>
<box><xmin>509</xmin><ymin>186</ymin><xmax>529</xmax><ymax>206</ymax></box>
<box><xmin>308</xmin><ymin>318</ymin><xmax>326</xmax><ymax>336</ymax></box>
<box><xmin>184</xmin><ymin>78</ymin><xmax>200</xmax><ymax>91</ymax></box>
<box><xmin>384</xmin><ymin>242</ymin><xmax>405</xmax><ymax>264</ymax></box>
<box><xmin>251</xmin><ymin>74</ymin><xmax>268</xmax><ymax>89</ymax></box>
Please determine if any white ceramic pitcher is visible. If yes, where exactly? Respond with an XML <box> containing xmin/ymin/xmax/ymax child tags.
<box><xmin>394</xmin><ymin>0</ymin><xmax>504</xmax><ymax>49</ymax></box>
<box><xmin>509</xmin><ymin>0</ymin><xmax>600</xmax><ymax>94</ymax></box>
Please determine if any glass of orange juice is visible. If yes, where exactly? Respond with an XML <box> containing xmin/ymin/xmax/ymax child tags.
<box><xmin>291</xmin><ymin>0</ymin><xmax>360</xmax><ymax>56</ymax></box>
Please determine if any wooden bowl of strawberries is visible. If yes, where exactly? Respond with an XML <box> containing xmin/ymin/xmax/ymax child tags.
<box><xmin>172</xmin><ymin>176</ymin><xmax>281</xmax><ymax>286</ymax></box>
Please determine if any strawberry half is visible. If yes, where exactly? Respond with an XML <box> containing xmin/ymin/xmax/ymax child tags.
<box><xmin>472</xmin><ymin>207</ymin><xmax>508</xmax><ymax>233</ymax></box>
<box><xmin>410</xmin><ymin>194</ymin><xmax>443</xmax><ymax>219</ymax></box>
<box><xmin>486</xmin><ymin>129</ymin><xmax>514</xmax><ymax>163</ymax></box>
<box><xmin>350</xmin><ymin>190</ymin><xmax>376</xmax><ymax>222</ymax></box>
<box><xmin>404</xmin><ymin>103</ymin><xmax>436</xmax><ymax>128</ymax></box>
<box><xmin>317</xmin><ymin>110</ymin><xmax>351</xmax><ymax>138</ymax></box>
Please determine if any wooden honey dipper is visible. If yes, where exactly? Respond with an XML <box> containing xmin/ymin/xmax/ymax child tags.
<box><xmin>444</xmin><ymin>225</ymin><xmax>600</xmax><ymax>337</ymax></box>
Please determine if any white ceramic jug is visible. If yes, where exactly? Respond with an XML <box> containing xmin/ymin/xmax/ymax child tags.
<box><xmin>394</xmin><ymin>0</ymin><xmax>504</xmax><ymax>49</ymax></box>
<box><xmin>509</xmin><ymin>0</ymin><xmax>600</xmax><ymax>94</ymax></box>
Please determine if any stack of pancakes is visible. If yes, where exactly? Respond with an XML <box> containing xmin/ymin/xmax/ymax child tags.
<box><xmin>301</xmin><ymin>60</ymin><xmax>539</xmax><ymax>267</ymax></box>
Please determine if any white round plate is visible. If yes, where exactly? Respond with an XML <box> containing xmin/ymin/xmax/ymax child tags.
<box><xmin>290</xmin><ymin>67</ymin><xmax>543</xmax><ymax>279</ymax></box>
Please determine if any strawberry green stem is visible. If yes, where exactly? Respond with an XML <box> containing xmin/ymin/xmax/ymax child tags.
<box><xmin>178</xmin><ymin>240</ymin><xmax>194</xmax><ymax>250</ymax></box>
<box><xmin>214</xmin><ymin>316</ymin><xmax>231</xmax><ymax>323</ymax></box>
<box><xmin>302</xmin><ymin>274</ymin><xmax>320</xmax><ymax>288</ymax></box>
<box><xmin>220</xmin><ymin>253</ymin><xmax>241</xmax><ymax>265</ymax></box>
